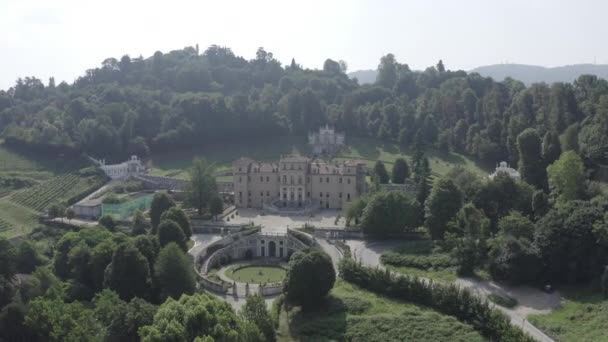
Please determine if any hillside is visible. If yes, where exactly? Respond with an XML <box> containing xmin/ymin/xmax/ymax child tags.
<box><xmin>471</xmin><ymin>63</ymin><xmax>608</xmax><ymax>84</ymax></box>
<box><xmin>350</xmin><ymin>63</ymin><xmax>608</xmax><ymax>85</ymax></box>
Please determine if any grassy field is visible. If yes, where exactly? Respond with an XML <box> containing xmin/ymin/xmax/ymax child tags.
<box><xmin>225</xmin><ymin>265</ymin><xmax>286</xmax><ymax>283</ymax></box>
<box><xmin>528</xmin><ymin>289</ymin><xmax>608</xmax><ymax>342</ymax></box>
<box><xmin>0</xmin><ymin>144</ymin><xmax>104</xmax><ymax>238</ymax></box>
<box><xmin>0</xmin><ymin>199</ymin><xmax>39</xmax><ymax>239</ymax></box>
<box><xmin>148</xmin><ymin>135</ymin><xmax>490</xmax><ymax>181</ymax></box>
<box><xmin>380</xmin><ymin>240</ymin><xmax>459</xmax><ymax>282</ymax></box>
<box><xmin>277</xmin><ymin>280</ymin><xmax>485</xmax><ymax>342</ymax></box>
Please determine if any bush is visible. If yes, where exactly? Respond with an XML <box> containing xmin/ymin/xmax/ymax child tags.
<box><xmin>339</xmin><ymin>259</ymin><xmax>534</xmax><ymax>342</ymax></box>
<box><xmin>488</xmin><ymin>293</ymin><xmax>518</xmax><ymax>308</ymax></box>
<box><xmin>381</xmin><ymin>252</ymin><xmax>457</xmax><ymax>270</ymax></box>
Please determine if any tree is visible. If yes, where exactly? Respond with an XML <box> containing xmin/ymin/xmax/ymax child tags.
<box><xmin>473</xmin><ymin>173</ymin><xmax>534</xmax><ymax>232</ymax></box>
<box><xmin>149</xmin><ymin>192</ymin><xmax>175</xmax><ymax>231</ymax></box>
<box><xmin>542</xmin><ymin>130</ymin><xmax>562</xmax><ymax>166</ymax></box>
<box><xmin>185</xmin><ymin>158</ymin><xmax>217</xmax><ymax>215</ymax></box>
<box><xmin>283</xmin><ymin>248</ymin><xmax>335</xmax><ymax>310</ymax></box>
<box><xmin>436</xmin><ymin>59</ymin><xmax>446</xmax><ymax>73</ymax></box>
<box><xmin>497</xmin><ymin>211</ymin><xmax>534</xmax><ymax>240</ymax></box>
<box><xmin>133</xmin><ymin>235</ymin><xmax>160</xmax><ymax>272</ymax></box>
<box><xmin>0</xmin><ymin>238</ymin><xmax>16</xmax><ymax>280</ymax></box>
<box><xmin>376</xmin><ymin>53</ymin><xmax>398</xmax><ymax>89</ymax></box>
<box><xmin>560</xmin><ymin>123</ymin><xmax>579</xmax><ymax>152</ymax></box>
<box><xmin>360</xmin><ymin>191</ymin><xmax>420</xmax><ymax>237</ymax></box>
<box><xmin>345</xmin><ymin>196</ymin><xmax>368</xmax><ymax>226</ymax></box>
<box><xmin>446</xmin><ymin>204</ymin><xmax>490</xmax><ymax>276</ymax></box>
<box><xmin>240</xmin><ymin>294</ymin><xmax>275</xmax><ymax>342</ymax></box>
<box><xmin>15</xmin><ymin>240</ymin><xmax>44</xmax><ymax>274</ymax></box>
<box><xmin>139</xmin><ymin>293</ymin><xmax>263</xmax><ymax>341</ymax></box>
<box><xmin>534</xmin><ymin>200</ymin><xmax>606</xmax><ymax>283</ymax></box>
<box><xmin>391</xmin><ymin>158</ymin><xmax>410</xmax><ymax>184</ymax></box>
<box><xmin>517</xmin><ymin>128</ymin><xmax>547</xmax><ymax>189</ymax></box>
<box><xmin>444</xmin><ymin>166</ymin><xmax>482</xmax><ymax>202</ymax></box>
<box><xmin>414</xmin><ymin>157</ymin><xmax>432</xmax><ymax>206</ymax></box>
<box><xmin>48</xmin><ymin>203</ymin><xmax>65</xmax><ymax>219</ymax></box>
<box><xmin>160</xmin><ymin>207</ymin><xmax>192</xmax><ymax>238</ymax></box>
<box><xmin>488</xmin><ymin>234</ymin><xmax>540</xmax><ymax>284</ymax></box>
<box><xmin>532</xmin><ymin>190</ymin><xmax>550</xmax><ymax>220</ymax></box>
<box><xmin>425</xmin><ymin>178</ymin><xmax>463</xmax><ymax>240</ymax></box>
<box><xmin>104</xmin><ymin>242</ymin><xmax>151</xmax><ymax>301</ymax></box>
<box><xmin>547</xmin><ymin>150</ymin><xmax>585</xmax><ymax>201</ymax></box>
<box><xmin>157</xmin><ymin>219</ymin><xmax>187</xmax><ymax>250</ymax></box>
<box><xmin>155</xmin><ymin>243</ymin><xmax>196</xmax><ymax>300</ymax></box>
<box><xmin>99</xmin><ymin>214</ymin><xmax>117</xmax><ymax>231</ymax></box>
<box><xmin>25</xmin><ymin>297</ymin><xmax>101</xmax><ymax>342</ymax></box>
<box><xmin>131</xmin><ymin>210</ymin><xmax>148</xmax><ymax>235</ymax></box>
<box><xmin>209</xmin><ymin>196</ymin><xmax>224</xmax><ymax>220</ymax></box>
<box><xmin>65</xmin><ymin>208</ymin><xmax>75</xmax><ymax>222</ymax></box>
<box><xmin>373</xmin><ymin>160</ymin><xmax>389</xmax><ymax>184</ymax></box>
<box><xmin>106</xmin><ymin>297</ymin><xmax>157</xmax><ymax>342</ymax></box>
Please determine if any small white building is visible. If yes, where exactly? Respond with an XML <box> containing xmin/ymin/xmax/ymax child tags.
<box><xmin>308</xmin><ymin>125</ymin><xmax>345</xmax><ymax>155</ymax></box>
<box><xmin>92</xmin><ymin>155</ymin><xmax>146</xmax><ymax>180</ymax></box>
<box><xmin>489</xmin><ymin>161</ymin><xmax>521</xmax><ymax>180</ymax></box>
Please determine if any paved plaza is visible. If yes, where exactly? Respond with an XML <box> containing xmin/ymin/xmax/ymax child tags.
<box><xmin>225</xmin><ymin>208</ymin><xmax>346</xmax><ymax>233</ymax></box>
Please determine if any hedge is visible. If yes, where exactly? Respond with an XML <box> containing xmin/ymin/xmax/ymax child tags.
<box><xmin>339</xmin><ymin>259</ymin><xmax>534</xmax><ymax>342</ymax></box>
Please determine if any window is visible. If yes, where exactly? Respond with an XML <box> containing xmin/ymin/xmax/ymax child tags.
<box><xmin>347</xmin><ymin>178</ymin><xmax>351</xmax><ymax>184</ymax></box>
<box><xmin>261</xmin><ymin>192</ymin><xmax>264</xmax><ymax>196</ymax></box>
<box><xmin>298</xmin><ymin>176</ymin><xmax>302</xmax><ymax>185</ymax></box>
<box><xmin>320</xmin><ymin>192</ymin><xmax>323</xmax><ymax>197</ymax></box>
<box><xmin>339</xmin><ymin>192</ymin><xmax>342</xmax><ymax>198</ymax></box>
<box><xmin>347</xmin><ymin>193</ymin><xmax>351</xmax><ymax>201</ymax></box>
<box><xmin>260</xmin><ymin>176</ymin><xmax>263</xmax><ymax>182</ymax></box>
<box><xmin>248</xmin><ymin>191</ymin><xmax>251</xmax><ymax>197</ymax></box>
<box><xmin>266</xmin><ymin>176</ymin><xmax>269</xmax><ymax>182</ymax></box>
<box><xmin>290</xmin><ymin>176</ymin><xmax>294</xmax><ymax>185</ymax></box>
<box><xmin>239</xmin><ymin>167</ymin><xmax>242</xmax><ymax>172</ymax></box>
<box><xmin>280</xmin><ymin>241</ymin><xmax>283</xmax><ymax>245</ymax></box>
<box><xmin>320</xmin><ymin>177</ymin><xmax>323</xmax><ymax>183</ymax></box>
<box><xmin>282</xmin><ymin>175</ymin><xmax>287</xmax><ymax>184</ymax></box>
<box><xmin>326</xmin><ymin>177</ymin><xmax>330</xmax><ymax>183</ymax></box>
<box><xmin>247</xmin><ymin>176</ymin><xmax>251</xmax><ymax>181</ymax></box>
<box><xmin>261</xmin><ymin>240</ymin><xmax>265</xmax><ymax>244</ymax></box>
<box><xmin>339</xmin><ymin>177</ymin><xmax>342</xmax><ymax>183</ymax></box>
<box><xmin>266</xmin><ymin>191</ymin><xmax>270</xmax><ymax>196</ymax></box>
<box><xmin>239</xmin><ymin>177</ymin><xmax>242</xmax><ymax>183</ymax></box>
<box><xmin>307</xmin><ymin>192</ymin><xmax>310</xmax><ymax>197</ymax></box>
<box><xmin>326</xmin><ymin>193</ymin><xmax>330</xmax><ymax>198</ymax></box>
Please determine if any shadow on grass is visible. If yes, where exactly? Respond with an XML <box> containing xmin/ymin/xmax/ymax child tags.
<box><xmin>287</xmin><ymin>296</ymin><xmax>348</xmax><ymax>341</ymax></box>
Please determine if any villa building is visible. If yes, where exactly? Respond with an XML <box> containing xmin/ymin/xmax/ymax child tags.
<box><xmin>489</xmin><ymin>161</ymin><xmax>521</xmax><ymax>180</ymax></box>
<box><xmin>308</xmin><ymin>125</ymin><xmax>345</xmax><ymax>155</ymax></box>
<box><xmin>90</xmin><ymin>155</ymin><xmax>146</xmax><ymax>180</ymax></box>
<box><xmin>233</xmin><ymin>155</ymin><xmax>366</xmax><ymax>210</ymax></box>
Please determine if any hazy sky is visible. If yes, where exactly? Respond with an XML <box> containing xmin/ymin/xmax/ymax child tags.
<box><xmin>2</xmin><ymin>0</ymin><xmax>608</xmax><ymax>90</ymax></box>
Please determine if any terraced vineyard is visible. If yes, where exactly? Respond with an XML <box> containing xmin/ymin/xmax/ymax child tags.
<box><xmin>11</xmin><ymin>174</ymin><xmax>81</xmax><ymax>211</ymax></box>
<box><xmin>0</xmin><ymin>145</ymin><xmax>42</xmax><ymax>172</ymax></box>
<box><xmin>0</xmin><ymin>218</ymin><xmax>11</xmax><ymax>233</ymax></box>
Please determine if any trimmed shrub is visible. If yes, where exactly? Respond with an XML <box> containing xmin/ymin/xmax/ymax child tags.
<box><xmin>339</xmin><ymin>259</ymin><xmax>534</xmax><ymax>342</ymax></box>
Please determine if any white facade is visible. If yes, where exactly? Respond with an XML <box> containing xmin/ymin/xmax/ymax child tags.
<box><xmin>308</xmin><ymin>125</ymin><xmax>345</xmax><ymax>154</ymax></box>
<box><xmin>489</xmin><ymin>161</ymin><xmax>521</xmax><ymax>180</ymax></box>
<box><xmin>92</xmin><ymin>155</ymin><xmax>146</xmax><ymax>180</ymax></box>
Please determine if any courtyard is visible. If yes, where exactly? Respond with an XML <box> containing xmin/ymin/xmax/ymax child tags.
<box><xmin>225</xmin><ymin>208</ymin><xmax>346</xmax><ymax>233</ymax></box>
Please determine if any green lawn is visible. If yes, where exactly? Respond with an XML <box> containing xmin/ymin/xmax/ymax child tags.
<box><xmin>148</xmin><ymin>135</ymin><xmax>490</xmax><ymax>182</ymax></box>
<box><xmin>337</xmin><ymin>137</ymin><xmax>490</xmax><ymax>180</ymax></box>
<box><xmin>528</xmin><ymin>289</ymin><xmax>608</xmax><ymax>342</ymax></box>
<box><xmin>0</xmin><ymin>199</ymin><xmax>40</xmax><ymax>239</ymax></box>
<box><xmin>225</xmin><ymin>265</ymin><xmax>286</xmax><ymax>284</ymax></box>
<box><xmin>277</xmin><ymin>280</ymin><xmax>485</xmax><ymax>342</ymax></box>
<box><xmin>148</xmin><ymin>136</ymin><xmax>309</xmax><ymax>177</ymax></box>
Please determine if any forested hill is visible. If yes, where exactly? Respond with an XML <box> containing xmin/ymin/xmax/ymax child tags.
<box><xmin>1</xmin><ymin>48</ymin><xmax>608</xmax><ymax>168</ymax></box>
<box><xmin>471</xmin><ymin>63</ymin><xmax>608</xmax><ymax>85</ymax></box>
<box><xmin>351</xmin><ymin>64</ymin><xmax>608</xmax><ymax>85</ymax></box>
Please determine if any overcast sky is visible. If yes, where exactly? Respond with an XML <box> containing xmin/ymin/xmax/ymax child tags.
<box><xmin>1</xmin><ymin>0</ymin><xmax>607</xmax><ymax>90</ymax></box>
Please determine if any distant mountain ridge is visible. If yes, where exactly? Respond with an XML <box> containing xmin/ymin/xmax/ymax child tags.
<box><xmin>349</xmin><ymin>63</ymin><xmax>608</xmax><ymax>85</ymax></box>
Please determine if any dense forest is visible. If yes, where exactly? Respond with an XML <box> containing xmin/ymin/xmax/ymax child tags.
<box><xmin>1</xmin><ymin>45</ymin><xmax>608</xmax><ymax>170</ymax></box>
